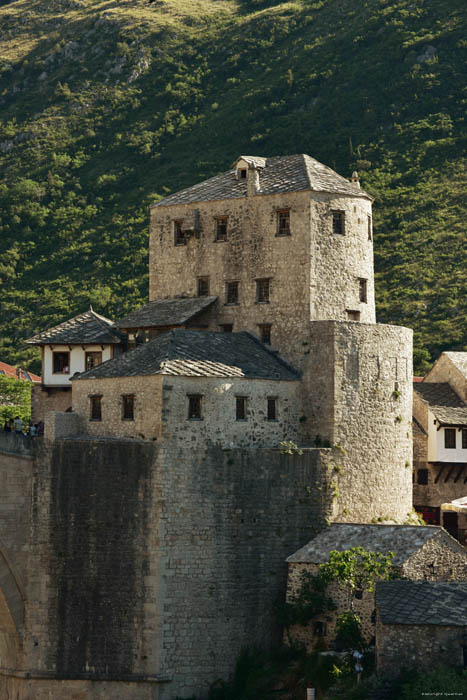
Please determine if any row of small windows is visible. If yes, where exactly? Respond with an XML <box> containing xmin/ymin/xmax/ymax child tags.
<box><xmin>90</xmin><ymin>394</ymin><xmax>134</xmax><ymax>422</ymax></box>
<box><xmin>188</xmin><ymin>395</ymin><xmax>278</xmax><ymax>421</ymax></box>
<box><xmin>175</xmin><ymin>211</ymin><xmax>372</xmax><ymax>245</ymax></box>
<box><xmin>52</xmin><ymin>350</ymin><xmax>102</xmax><ymax>375</ymax></box>
<box><xmin>444</xmin><ymin>428</ymin><xmax>467</xmax><ymax>449</ymax></box>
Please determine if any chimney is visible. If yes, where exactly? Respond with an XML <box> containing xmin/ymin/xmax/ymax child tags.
<box><xmin>351</xmin><ymin>171</ymin><xmax>360</xmax><ymax>188</ymax></box>
<box><xmin>247</xmin><ymin>166</ymin><xmax>261</xmax><ymax>197</ymax></box>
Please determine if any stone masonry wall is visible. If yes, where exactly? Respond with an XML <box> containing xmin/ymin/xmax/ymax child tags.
<box><xmin>376</xmin><ymin>618</ymin><xmax>465</xmax><ymax>675</ymax></box>
<box><xmin>302</xmin><ymin>321</ymin><xmax>413</xmax><ymax>523</ymax></box>
<box><xmin>72</xmin><ymin>375</ymin><xmax>163</xmax><ymax>440</ymax></box>
<box><xmin>31</xmin><ymin>385</ymin><xmax>72</xmax><ymax>423</ymax></box>
<box><xmin>161</xmin><ymin>375</ymin><xmax>301</xmax><ymax>447</ymax></box>
<box><xmin>403</xmin><ymin>533</ymin><xmax>467</xmax><ymax>581</ymax></box>
<box><xmin>149</xmin><ymin>186</ymin><xmax>374</xmax><ymax>371</ymax></box>
<box><xmin>425</xmin><ymin>353</ymin><xmax>467</xmax><ymax>402</ymax></box>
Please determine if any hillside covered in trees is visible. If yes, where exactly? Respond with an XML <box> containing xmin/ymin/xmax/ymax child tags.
<box><xmin>0</xmin><ymin>0</ymin><xmax>465</xmax><ymax>374</ymax></box>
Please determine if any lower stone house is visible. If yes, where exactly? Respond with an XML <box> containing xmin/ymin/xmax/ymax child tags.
<box><xmin>285</xmin><ymin>523</ymin><xmax>467</xmax><ymax>652</ymax></box>
<box><xmin>375</xmin><ymin>580</ymin><xmax>467</xmax><ymax>674</ymax></box>
<box><xmin>70</xmin><ymin>328</ymin><xmax>301</xmax><ymax>447</ymax></box>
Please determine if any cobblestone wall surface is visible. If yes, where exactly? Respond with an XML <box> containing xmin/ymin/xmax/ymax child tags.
<box><xmin>31</xmin><ymin>385</ymin><xmax>72</xmax><ymax>423</ymax></box>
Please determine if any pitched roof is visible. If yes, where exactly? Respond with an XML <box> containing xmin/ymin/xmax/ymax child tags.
<box><xmin>24</xmin><ymin>309</ymin><xmax>122</xmax><ymax>345</ymax></box>
<box><xmin>414</xmin><ymin>382</ymin><xmax>467</xmax><ymax>426</ymax></box>
<box><xmin>151</xmin><ymin>154</ymin><xmax>371</xmax><ymax>208</ymax></box>
<box><xmin>74</xmin><ymin>330</ymin><xmax>299</xmax><ymax>381</ymax></box>
<box><xmin>115</xmin><ymin>296</ymin><xmax>217</xmax><ymax>329</ymax></box>
<box><xmin>443</xmin><ymin>351</ymin><xmax>467</xmax><ymax>379</ymax></box>
<box><xmin>0</xmin><ymin>361</ymin><xmax>41</xmax><ymax>382</ymax></box>
<box><xmin>376</xmin><ymin>581</ymin><xmax>467</xmax><ymax>626</ymax></box>
<box><xmin>286</xmin><ymin>523</ymin><xmax>460</xmax><ymax>565</ymax></box>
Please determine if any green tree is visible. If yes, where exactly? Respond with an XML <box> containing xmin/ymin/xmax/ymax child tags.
<box><xmin>0</xmin><ymin>376</ymin><xmax>32</xmax><ymax>424</ymax></box>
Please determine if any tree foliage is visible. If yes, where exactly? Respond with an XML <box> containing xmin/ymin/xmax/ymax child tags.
<box><xmin>0</xmin><ymin>376</ymin><xmax>31</xmax><ymax>423</ymax></box>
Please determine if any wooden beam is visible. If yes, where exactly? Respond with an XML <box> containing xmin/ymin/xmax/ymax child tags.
<box><xmin>444</xmin><ymin>465</ymin><xmax>457</xmax><ymax>483</ymax></box>
<box><xmin>434</xmin><ymin>465</ymin><xmax>445</xmax><ymax>484</ymax></box>
<box><xmin>454</xmin><ymin>465</ymin><xmax>466</xmax><ymax>483</ymax></box>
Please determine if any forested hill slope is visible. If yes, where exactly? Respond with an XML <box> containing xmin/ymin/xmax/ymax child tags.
<box><xmin>0</xmin><ymin>0</ymin><xmax>465</xmax><ymax>374</ymax></box>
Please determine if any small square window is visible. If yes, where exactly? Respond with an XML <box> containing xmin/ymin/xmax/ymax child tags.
<box><xmin>197</xmin><ymin>277</ymin><xmax>210</xmax><ymax>297</ymax></box>
<box><xmin>267</xmin><ymin>397</ymin><xmax>277</xmax><ymax>421</ymax></box>
<box><xmin>174</xmin><ymin>221</ymin><xmax>185</xmax><ymax>246</ymax></box>
<box><xmin>215</xmin><ymin>217</ymin><xmax>228</xmax><ymax>241</ymax></box>
<box><xmin>236</xmin><ymin>396</ymin><xmax>248</xmax><ymax>421</ymax></box>
<box><xmin>188</xmin><ymin>394</ymin><xmax>202</xmax><ymax>420</ymax></box>
<box><xmin>239</xmin><ymin>169</ymin><xmax>247</xmax><ymax>179</ymax></box>
<box><xmin>258</xmin><ymin>324</ymin><xmax>271</xmax><ymax>345</ymax></box>
<box><xmin>277</xmin><ymin>209</ymin><xmax>290</xmax><ymax>236</ymax></box>
<box><xmin>53</xmin><ymin>351</ymin><xmax>70</xmax><ymax>374</ymax></box>
<box><xmin>313</xmin><ymin>621</ymin><xmax>326</xmax><ymax>636</ymax></box>
<box><xmin>445</xmin><ymin>428</ymin><xmax>456</xmax><ymax>449</ymax></box>
<box><xmin>462</xmin><ymin>429</ymin><xmax>467</xmax><ymax>449</ymax></box>
<box><xmin>226</xmin><ymin>281</ymin><xmax>239</xmax><ymax>305</ymax></box>
<box><xmin>122</xmin><ymin>395</ymin><xmax>135</xmax><ymax>421</ymax></box>
<box><xmin>85</xmin><ymin>351</ymin><xmax>102</xmax><ymax>372</ymax></box>
<box><xmin>417</xmin><ymin>469</ymin><xmax>428</xmax><ymax>485</ymax></box>
<box><xmin>256</xmin><ymin>278</ymin><xmax>271</xmax><ymax>303</ymax></box>
<box><xmin>359</xmin><ymin>278</ymin><xmax>368</xmax><ymax>303</ymax></box>
<box><xmin>354</xmin><ymin>589</ymin><xmax>363</xmax><ymax>600</ymax></box>
<box><xmin>368</xmin><ymin>215</ymin><xmax>373</xmax><ymax>241</ymax></box>
<box><xmin>347</xmin><ymin>310</ymin><xmax>360</xmax><ymax>321</ymax></box>
<box><xmin>332</xmin><ymin>210</ymin><xmax>345</xmax><ymax>235</ymax></box>
<box><xmin>220</xmin><ymin>324</ymin><xmax>233</xmax><ymax>332</ymax></box>
<box><xmin>90</xmin><ymin>395</ymin><xmax>102</xmax><ymax>421</ymax></box>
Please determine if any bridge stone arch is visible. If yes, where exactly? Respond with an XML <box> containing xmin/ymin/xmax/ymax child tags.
<box><xmin>0</xmin><ymin>546</ymin><xmax>24</xmax><ymax>669</ymax></box>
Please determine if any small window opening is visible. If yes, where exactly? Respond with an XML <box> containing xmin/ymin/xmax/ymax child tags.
<box><xmin>313</xmin><ymin>621</ymin><xmax>326</xmax><ymax>636</ymax></box>
<box><xmin>215</xmin><ymin>216</ymin><xmax>228</xmax><ymax>241</ymax></box>
<box><xmin>347</xmin><ymin>310</ymin><xmax>360</xmax><ymax>321</ymax></box>
<box><xmin>277</xmin><ymin>209</ymin><xmax>290</xmax><ymax>236</ymax></box>
<box><xmin>236</xmin><ymin>396</ymin><xmax>247</xmax><ymax>421</ymax></box>
<box><xmin>267</xmin><ymin>397</ymin><xmax>277</xmax><ymax>421</ymax></box>
<box><xmin>256</xmin><ymin>278</ymin><xmax>271</xmax><ymax>303</ymax></box>
<box><xmin>197</xmin><ymin>277</ymin><xmax>210</xmax><ymax>297</ymax></box>
<box><xmin>417</xmin><ymin>469</ymin><xmax>428</xmax><ymax>485</ymax></box>
<box><xmin>174</xmin><ymin>220</ymin><xmax>185</xmax><ymax>246</ymax></box>
<box><xmin>122</xmin><ymin>395</ymin><xmax>135</xmax><ymax>421</ymax></box>
<box><xmin>90</xmin><ymin>395</ymin><xmax>102</xmax><ymax>421</ymax></box>
<box><xmin>188</xmin><ymin>394</ymin><xmax>202</xmax><ymax>420</ymax></box>
<box><xmin>359</xmin><ymin>278</ymin><xmax>368</xmax><ymax>303</ymax></box>
<box><xmin>220</xmin><ymin>324</ymin><xmax>233</xmax><ymax>332</ymax></box>
<box><xmin>85</xmin><ymin>351</ymin><xmax>102</xmax><ymax>372</ymax></box>
<box><xmin>354</xmin><ymin>589</ymin><xmax>363</xmax><ymax>600</ymax></box>
<box><xmin>445</xmin><ymin>428</ymin><xmax>456</xmax><ymax>449</ymax></box>
<box><xmin>53</xmin><ymin>351</ymin><xmax>70</xmax><ymax>374</ymax></box>
<box><xmin>332</xmin><ymin>210</ymin><xmax>345</xmax><ymax>235</ymax></box>
<box><xmin>258</xmin><ymin>324</ymin><xmax>271</xmax><ymax>345</ymax></box>
<box><xmin>226</xmin><ymin>281</ymin><xmax>239</xmax><ymax>305</ymax></box>
<box><xmin>368</xmin><ymin>215</ymin><xmax>373</xmax><ymax>241</ymax></box>
<box><xmin>239</xmin><ymin>169</ymin><xmax>247</xmax><ymax>179</ymax></box>
<box><xmin>462</xmin><ymin>428</ymin><xmax>467</xmax><ymax>449</ymax></box>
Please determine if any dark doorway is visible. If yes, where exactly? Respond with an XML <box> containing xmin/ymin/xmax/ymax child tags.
<box><xmin>443</xmin><ymin>511</ymin><xmax>458</xmax><ymax>540</ymax></box>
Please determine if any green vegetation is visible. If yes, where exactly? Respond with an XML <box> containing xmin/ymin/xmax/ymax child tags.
<box><xmin>0</xmin><ymin>375</ymin><xmax>31</xmax><ymax>423</ymax></box>
<box><xmin>0</xmin><ymin>0</ymin><xmax>466</xmax><ymax>375</ymax></box>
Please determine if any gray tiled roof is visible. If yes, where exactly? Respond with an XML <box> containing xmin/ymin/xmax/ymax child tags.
<box><xmin>151</xmin><ymin>154</ymin><xmax>371</xmax><ymax>208</ymax></box>
<box><xmin>25</xmin><ymin>310</ymin><xmax>122</xmax><ymax>345</ymax></box>
<box><xmin>414</xmin><ymin>383</ymin><xmax>467</xmax><ymax>426</ymax></box>
<box><xmin>444</xmin><ymin>351</ymin><xmax>467</xmax><ymax>380</ymax></box>
<box><xmin>286</xmin><ymin>523</ymin><xmax>456</xmax><ymax>565</ymax></box>
<box><xmin>376</xmin><ymin>581</ymin><xmax>467</xmax><ymax>626</ymax></box>
<box><xmin>74</xmin><ymin>330</ymin><xmax>299</xmax><ymax>381</ymax></box>
<box><xmin>115</xmin><ymin>296</ymin><xmax>217</xmax><ymax>329</ymax></box>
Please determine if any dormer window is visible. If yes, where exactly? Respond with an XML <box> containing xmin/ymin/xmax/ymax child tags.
<box><xmin>238</xmin><ymin>168</ymin><xmax>247</xmax><ymax>179</ymax></box>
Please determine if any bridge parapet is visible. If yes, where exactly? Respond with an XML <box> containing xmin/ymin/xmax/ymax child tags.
<box><xmin>0</xmin><ymin>432</ymin><xmax>34</xmax><ymax>458</ymax></box>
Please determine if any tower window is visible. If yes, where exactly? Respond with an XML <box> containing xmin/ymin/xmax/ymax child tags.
<box><xmin>267</xmin><ymin>397</ymin><xmax>277</xmax><ymax>421</ymax></box>
<box><xmin>277</xmin><ymin>209</ymin><xmax>290</xmax><ymax>236</ymax></box>
<box><xmin>188</xmin><ymin>395</ymin><xmax>202</xmax><ymax>420</ymax></box>
<box><xmin>347</xmin><ymin>310</ymin><xmax>360</xmax><ymax>321</ymax></box>
<box><xmin>368</xmin><ymin>215</ymin><xmax>373</xmax><ymax>241</ymax></box>
<box><xmin>174</xmin><ymin>220</ymin><xmax>185</xmax><ymax>246</ymax></box>
<box><xmin>89</xmin><ymin>395</ymin><xmax>102</xmax><ymax>421</ymax></box>
<box><xmin>256</xmin><ymin>278</ymin><xmax>271</xmax><ymax>303</ymax></box>
<box><xmin>236</xmin><ymin>396</ymin><xmax>248</xmax><ymax>421</ymax></box>
<box><xmin>197</xmin><ymin>277</ymin><xmax>210</xmax><ymax>297</ymax></box>
<box><xmin>258</xmin><ymin>324</ymin><xmax>271</xmax><ymax>345</ymax></box>
<box><xmin>215</xmin><ymin>216</ymin><xmax>228</xmax><ymax>241</ymax></box>
<box><xmin>359</xmin><ymin>278</ymin><xmax>368</xmax><ymax>303</ymax></box>
<box><xmin>332</xmin><ymin>210</ymin><xmax>345</xmax><ymax>235</ymax></box>
<box><xmin>417</xmin><ymin>469</ymin><xmax>428</xmax><ymax>485</ymax></box>
<box><xmin>122</xmin><ymin>395</ymin><xmax>135</xmax><ymax>421</ymax></box>
<box><xmin>226</xmin><ymin>281</ymin><xmax>239</xmax><ymax>305</ymax></box>
<box><xmin>445</xmin><ymin>428</ymin><xmax>456</xmax><ymax>449</ymax></box>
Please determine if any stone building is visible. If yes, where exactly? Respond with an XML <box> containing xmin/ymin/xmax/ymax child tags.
<box><xmin>413</xmin><ymin>352</ymin><xmax>467</xmax><ymax>543</ymax></box>
<box><xmin>0</xmin><ymin>154</ymin><xmax>415</xmax><ymax>699</ymax></box>
<box><xmin>285</xmin><ymin>523</ymin><xmax>467</xmax><ymax>652</ymax></box>
<box><xmin>25</xmin><ymin>308</ymin><xmax>123</xmax><ymax>422</ymax></box>
<box><xmin>375</xmin><ymin>580</ymin><xmax>467</xmax><ymax>674</ymax></box>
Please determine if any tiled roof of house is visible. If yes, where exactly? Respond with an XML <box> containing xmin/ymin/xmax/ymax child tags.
<box><xmin>151</xmin><ymin>154</ymin><xmax>371</xmax><ymax>208</ymax></box>
<box><xmin>414</xmin><ymin>382</ymin><xmax>467</xmax><ymax>426</ymax></box>
<box><xmin>0</xmin><ymin>361</ymin><xmax>41</xmax><ymax>382</ymax></box>
<box><xmin>443</xmin><ymin>351</ymin><xmax>467</xmax><ymax>379</ymax></box>
<box><xmin>74</xmin><ymin>330</ymin><xmax>299</xmax><ymax>381</ymax></box>
<box><xmin>286</xmin><ymin>523</ymin><xmax>461</xmax><ymax>565</ymax></box>
<box><xmin>376</xmin><ymin>581</ymin><xmax>467</xmax><ymax>626</ymax></box>
<box><xmin>25</xmin><ymin>309</ymin><xmax>122</xmax><ymax>345</ymax></box>
<box><xmin>115</xmin><ymin>296</ymin><xmax>217</xmax><ymax>329</ymax></box>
